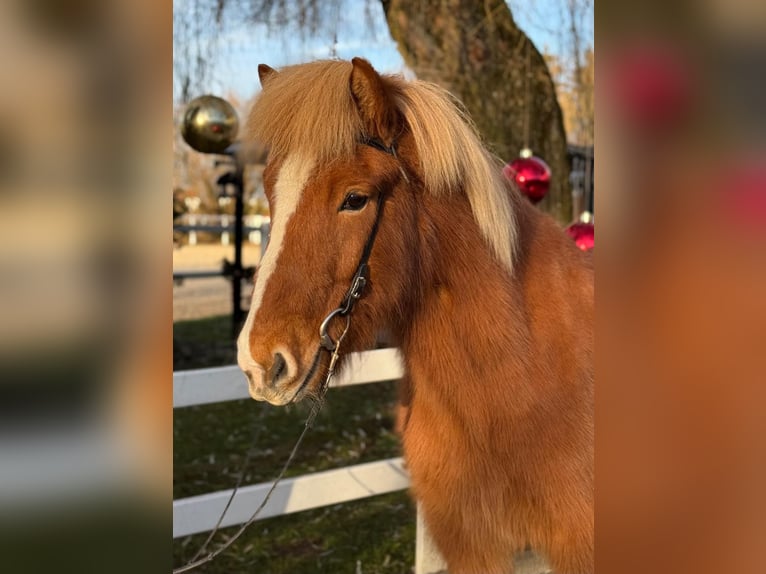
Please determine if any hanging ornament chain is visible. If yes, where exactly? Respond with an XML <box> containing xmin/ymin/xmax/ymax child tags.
<box><xmin>503</xmin><ymin>40</ymin><xmax>552</xmax><ymax>204</ymax></box>
<box><xmin>522</xmin><ymin>40</ymin><xmax>532</xmax><ymax>158</ymax></box>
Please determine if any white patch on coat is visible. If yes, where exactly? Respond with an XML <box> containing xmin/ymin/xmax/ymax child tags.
<box><xmin>237</xmin><ymin>155</ymin><xmax>314</xmax><ymax>373</ymax></box>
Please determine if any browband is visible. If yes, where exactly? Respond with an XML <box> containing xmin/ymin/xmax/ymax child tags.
<box><xmin>360</xmin><ymin>136</ymin><xmax>396</xmax><ymax>156</ymax></box>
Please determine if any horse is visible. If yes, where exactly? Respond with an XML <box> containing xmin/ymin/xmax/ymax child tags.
<box><xmin>236</xmin><ymin>58</ymin><xmax>593</xmax><ymax>574</ymax></box>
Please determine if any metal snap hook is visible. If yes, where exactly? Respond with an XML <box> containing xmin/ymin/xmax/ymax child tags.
<box><xmin>319</xmin><ymin>307</ymin><xmax>351</xmax><ymax>352</ymax></box>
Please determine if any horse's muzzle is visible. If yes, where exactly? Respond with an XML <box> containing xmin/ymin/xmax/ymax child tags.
<box><xmin>240</xmin><ymin>349</ymin><xmax>301</xmax><ymax>406</ymax></box>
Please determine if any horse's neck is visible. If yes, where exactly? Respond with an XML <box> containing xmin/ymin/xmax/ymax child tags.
<box><xmin>399</xmin><ymin>192</ymin><xmax>532</xmax><ymax>402</ymax></box>
<box><xmin>397</xmin><ymin>190</ymin><xmax>591</xmax><ymax>428</ymax></box>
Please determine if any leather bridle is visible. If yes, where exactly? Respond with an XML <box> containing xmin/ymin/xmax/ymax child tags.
<box><xmin>300</xmin><ymin>136</ymin><xmax>400</xmax><ymax>402</ymax></box>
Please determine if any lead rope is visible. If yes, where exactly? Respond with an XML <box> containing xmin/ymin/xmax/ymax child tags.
<box><xmin>186</xmin><ymin>411</ymin><xmax>264</xmax><ymax>564</ymax></box>
<box><xmin>173</xmin><ymin>330</ymin><xmax>348</xmax><ymax>574</ymax></box>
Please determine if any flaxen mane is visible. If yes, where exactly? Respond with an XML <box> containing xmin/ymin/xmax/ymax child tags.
<box><xmin>247</xmin><ymin>60</ymin><xmax>517</xmax><ymax>270</ymax></box>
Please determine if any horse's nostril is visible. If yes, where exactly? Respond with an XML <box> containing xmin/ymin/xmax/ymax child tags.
<box><xmin>271</xmin><ymin>352</ymin><xmax>287</xmax><ymax>385</ymax></box>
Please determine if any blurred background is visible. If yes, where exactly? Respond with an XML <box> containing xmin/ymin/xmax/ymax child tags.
<box><xmin>0</xmin><ymin>0</ymin><xmax>171</xmax><ymax>571</ymax></box>
<box><xmin>597</xmin><ymin>2</ymin><xmax>766</xmax><ymax>574</ymax></box>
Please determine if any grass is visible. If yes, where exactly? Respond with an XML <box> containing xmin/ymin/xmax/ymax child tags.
<box><xmin>173</xmin><ymin>315</ymin><xmax>415</xmax><ymax>573</ymax></box>
<box><xmin>173</xmin><ymin>315</ymin><xmax>240</xmax><ymax>371</ymax></box>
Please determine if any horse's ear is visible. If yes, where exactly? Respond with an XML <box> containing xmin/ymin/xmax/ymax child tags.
<box><xmin>350</xmin><ymin>57</ymin><xmax>401</xmax><ymax>147</ymax></box>
<box><xmin>258</xmin><ymin>64</ymin><xmax>278</xmax><ymax>88</ymax></box>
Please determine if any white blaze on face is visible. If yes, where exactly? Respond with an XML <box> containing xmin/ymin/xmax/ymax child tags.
<box><xmin>237</xmin><ymin>155</ymin><xmax>314</xmax><ymax>373</ymax></box>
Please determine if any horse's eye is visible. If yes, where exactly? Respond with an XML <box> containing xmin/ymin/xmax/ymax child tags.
<box><xmin>340</xmin><ymin>192</ymin><xmax>369</xmax><ymax>212</ymax></box>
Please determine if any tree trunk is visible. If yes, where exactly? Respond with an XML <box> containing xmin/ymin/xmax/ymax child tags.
<box><xmin>381</xmin><ymin>0</ymin><xmax>572</xmax><ymax>224</ymax></box>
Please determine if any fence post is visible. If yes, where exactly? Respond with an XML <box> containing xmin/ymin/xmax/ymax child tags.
<box><xmin>415</xmin><ymin>504</ymin><xmax>552</xmax><ymax>574</ymax></box>
<box><xmin>415</xmin><ymin>505</ymin><xmax>447</xmax><ymax>574</ymax></box>
<box><xmin>260</xmin><ymin>221</ymin><xmax>270</xmax><ymax>259</ymax></box>
<box><xmin>221</xmin><ymin>215</ymin><xmax>230</xmax><ymax>245</ymax></box>
<box><xmin>248</xmin><ymin>215</ymin><xmax>259</xmax><ymax>244</ymax></box>
<box><xmin>188</xmin><ymin>214</ymin><xmax>197</xmax><ymax>246</ymax></box>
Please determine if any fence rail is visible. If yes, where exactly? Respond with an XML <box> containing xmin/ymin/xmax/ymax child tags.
<box><xmin>173</xmin><ymin>347</ymin><xmax>403</xmax><ymax>408</ymax></box>
<box><xmin>174</xmin><ymin>457</ymin><xmax>408</xmax><ymax>538</ymax></box>
<box><xmin>172</xmin><ymin>224</ymin><xmax>265</xmax><ymax>234</ymax></box>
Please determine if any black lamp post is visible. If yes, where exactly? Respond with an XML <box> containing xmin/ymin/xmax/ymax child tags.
<box><xmin>180</xmin><ymin>95</ymin><xmax>248</xmax><ymax>332</ymax></box>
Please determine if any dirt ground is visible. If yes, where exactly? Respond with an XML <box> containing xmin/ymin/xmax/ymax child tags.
<box><xmin>173</xmin><ymin>243</ymin><xmax>261</xmax><ymax>322</ymax></box>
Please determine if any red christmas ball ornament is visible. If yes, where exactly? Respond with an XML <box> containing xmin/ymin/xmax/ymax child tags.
<box><xmin>503</xmin><ymin>151</ymin><xmax>551</xmax><ymax>204</ymax></box>
<box><xmin>607</xmin><ymin>44</ymin><xmax>692</xmax><ymax>132</ymax></box>
<box><xmin>721</xmin><ymin>160</ymin><xmax>766</xmax><ymax>233</ymax></box>
<box><xmin>566</xmin><ymin>217</ymin><xmax>595</xmax><ymax>251</ymax></box>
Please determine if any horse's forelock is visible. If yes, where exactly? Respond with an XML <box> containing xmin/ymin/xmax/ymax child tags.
<box><xmin>246</xmin><ymin>60</ymin><xmax>363</xmax><ymax>165</ymax></box>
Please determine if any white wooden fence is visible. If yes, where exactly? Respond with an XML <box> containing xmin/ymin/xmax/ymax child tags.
<box><xmin>173</xmin><ymin>348</ymin><xmax>549</xmax><ymax>574</ymax></box>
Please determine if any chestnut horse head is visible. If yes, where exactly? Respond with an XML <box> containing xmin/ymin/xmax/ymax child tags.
<box><xmin>237</xmin><ymin>58</ymin><xmax>517</xmax><ymax>405</ymax></box>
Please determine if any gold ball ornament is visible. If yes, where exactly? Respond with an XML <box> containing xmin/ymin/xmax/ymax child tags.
<box><xmin>181</xmin><ymin>95</ymin><xmax>239</xmax><ymax>154</ymax></box>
